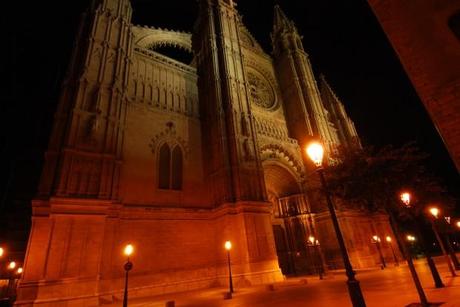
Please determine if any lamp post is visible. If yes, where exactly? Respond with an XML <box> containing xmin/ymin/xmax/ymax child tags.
<box><xmin>427</xmin><ymin>207</ymin><xmax>457</xmax><ymax>277</ymax></box>
<box><xmin>442</xmin><ymin>216</ymin><xmax>460</xmax><ymax>270</ymax></box>
<box><xmin>400</xmin><ymin>192</ymin><xmax>444</xmax><ymax>289</ymax></box>
<box><xmin>306</xmin><ymin>142</ymin><xmax>366</xmax><ymax>307</ymax></box>
<box><xmin>307</xmin><ymin>236</ymin><xmax>323</xmax><ymax>280</ymax></box>
<box><xmin>385</xmin><ymin>236</ymin><xmax>399</xmax><ymax>266</ymax></box>
<box><xmin>387</xmin><ymin>192</ymin><xmax>429</xmax><ymax>306</ymax></box>
<box><xmin>123</xmin><ymin>244</ymin><xmax>134</xmax><ymax>307</ymax></box>
<box><xmin>445</xmin><ymin>234</ymin><xmax>460</xmax><ymax>270</ymax></box>
<box><xmin>371</xmin><ymin>235</ymin><xmax>386</xmax><ymax>269</ymax></box>
<box><xmin>6</xmin><ymin>261</ymin><xmax>17</xmax><ymax>302</ymax></box>
<box><xmin>224</xmin><ymin>241</ymin><xmax>234</xmax><ymax>294</ymax></box>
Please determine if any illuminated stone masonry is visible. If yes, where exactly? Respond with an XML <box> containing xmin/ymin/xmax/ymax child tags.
<box><xmin>16</xmin><ymin>0</ymin><xmax>398</xmax><ymax>306</ymax></box>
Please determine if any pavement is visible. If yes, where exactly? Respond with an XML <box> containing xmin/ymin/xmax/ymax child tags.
<box><xmin>106</xmin><ymin>259</ymin><xmax>460</xmax><ymax>307</ymax></box>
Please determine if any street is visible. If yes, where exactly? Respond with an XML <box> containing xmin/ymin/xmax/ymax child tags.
<box><xmin>107</xmin><ymin>258</ymin><xmax>460</xmax><ymax>306</ymax></box>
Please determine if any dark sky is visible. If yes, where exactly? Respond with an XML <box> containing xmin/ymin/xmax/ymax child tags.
<box><xmin>1</xmin><ymin>0</ymin><xmax>459</xmax><ymax>223</ymax></box>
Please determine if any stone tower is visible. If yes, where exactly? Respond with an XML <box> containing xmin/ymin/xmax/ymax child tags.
<box><xmin>16</xmin><ymin>1</ymin><xmax>398</xmax><ymax>306</ymax></box>
<box><xmin>38</xmin><ymin>0</ymin><xmax>132</xmax><ymax>199</ymax></box>
<box><xmin>271</xmin><ymin>5</ymin><xmax>338</xmax><ymax>153</ymax></box>
<box><xmin>193</xmin><ymin>0</ymin><xmax>267</xmax><ymax>203</ymax></box>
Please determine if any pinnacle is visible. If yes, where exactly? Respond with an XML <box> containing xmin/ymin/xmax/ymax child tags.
<box><xmin>273</xmin><ymin>4</ymin><xmax>292</xmax><ymax>33</ymax></box>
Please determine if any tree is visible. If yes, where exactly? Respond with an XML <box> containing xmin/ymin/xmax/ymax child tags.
<box><xmin>322</xmin><ymin>143</ymin><xmax>455</xmax><ymax>218</ymax></box>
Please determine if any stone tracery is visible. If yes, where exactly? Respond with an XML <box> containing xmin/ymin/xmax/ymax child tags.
<box><xmin>260</xmin><ymin>144</ymin><xmax>304</xmax><ymax>179</ymax></box>
<box><xmin>247</xmin><ymin>71</ymin><xmax>276</xmax><ymax>109</ymax></box>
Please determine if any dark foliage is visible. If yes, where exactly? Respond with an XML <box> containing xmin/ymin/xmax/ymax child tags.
<box><xmin>322</xmin><ymin>143</ymin><xmax>456</xmax><ymax>219</ymax></box>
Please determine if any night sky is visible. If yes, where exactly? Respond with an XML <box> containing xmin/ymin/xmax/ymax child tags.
<box><xmin>1</xmin><ymin>0</ymin><xmax>459</xmax><ymax>235</ymax></box>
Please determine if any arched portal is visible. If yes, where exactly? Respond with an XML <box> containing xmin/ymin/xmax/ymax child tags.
<box><xmin>263</xmin><ymin>161</ymin><xmax>319</xmax><ymax>276</ymax></box>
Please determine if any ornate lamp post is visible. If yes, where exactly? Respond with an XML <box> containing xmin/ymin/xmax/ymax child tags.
<box><xmin>306</xmin><ymin>142</ymin><xmax>366</xmax><ymax>307</ymax></box>
<box><xmin>442</xmin><ymin>216</ymin><xmax>460</xmax><ymax>270</ymax></box>
<box><xmin>386</xmin><ymin>191</ymin><xmax>429</xmax><ymax>306</ymax></box>
<box><xmin>307</xmin><ymin>236</ymin><xmax>323</xmax><ymax>279</ymax></box>
<box><xmin>6</xmin><ymin>261</ymin><xmax>17</xmax><ymax>302</ymax></box>
<box><xmin>371</xmin><ymin>235</ymin><xmax>386</xmax><ymax>269</ymax></box>
<box><xmin>224</xmin><ymin>241</ymin><xmax>234</xmax><ymax>294</ymax></box>
<box><xmin>123</xmin><ymin>244</ymin><xmax>134</xmax><ymax>307</ymax></box>
<box><xmin>400</xmin><ymin>192</ymin><xmax>444</xmax><ymax>289</ymax></box>
<box><xmin>427</xmin><ymin>207</ymin><xmax>457</xmax><ymax>276</ymax></box>
<box><xmin>385</xmin><ymin>236</ymin><xmax>399</xmax><ymax>266</ymax></box>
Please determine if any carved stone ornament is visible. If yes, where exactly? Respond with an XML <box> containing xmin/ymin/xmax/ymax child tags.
<box><xmin>247</xmin><ymin>71</ymin><xmax>276</xmax><ymax>109</ymax></box>
<box><xmin>149</xmin><ymin>122</ymin><xmax>191</xmax><ymax>158</ymax></box>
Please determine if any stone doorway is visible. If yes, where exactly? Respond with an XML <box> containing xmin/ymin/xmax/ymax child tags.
<box><xmin>263</xmin><ymin>162</ymin><xmax>320</xmax><ymax>276</ymax></box>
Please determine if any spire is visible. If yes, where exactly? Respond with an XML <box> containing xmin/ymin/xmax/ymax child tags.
<box><xmin>319</xmin><ymin>74</ymin><xmax>362</xmax><ymax>148</ymax></box>
<box><xmin>319</xmin><ymin>74</ymin><xmax>340</xmax><ymax>102</ymax></box>
<box><xmin>271</xmin><ymin>4</ymin><xmax>303</xmax><ymax>55</ymax></box>
<box><xmin>273</xmin><ymin>5</ymin><xmax>292</xmax><ymax>34</ymax></box>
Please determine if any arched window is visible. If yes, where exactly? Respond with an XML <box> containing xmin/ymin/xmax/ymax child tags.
<box><xmin>158</xmin><ymin>143</ymin><xmax>171</xmax><ymax>189</ymax></box>
<box><xmin>171</xmin><ymin>146</ymin><xmax>183</xmax><ymax>190</ymax></box>
<box><xmin>449</xmin><ymin>11</ymin><xmax>460</xmax><ymax>41</ymax></box>
<box><xmin>158</xmin><ymin>143</ymin><xmax>183</xmax><ymax>190</ymax></box>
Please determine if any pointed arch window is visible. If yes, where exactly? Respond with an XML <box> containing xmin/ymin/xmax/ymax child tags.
<box><xmin>158</xmin><ymin>143</ymin><xmax>183</xmax><ymax>190</ymax></box>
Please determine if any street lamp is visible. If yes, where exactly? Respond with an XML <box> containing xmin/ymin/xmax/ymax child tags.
<box><xmin>437</xmin><ymin>216</ymin><xmax>460</xmax><ymax>270</ymax></box>
<box><xmin>6</xmin><ymin>261</ymin><xmax>18</xmax><ymax>302</ymax></box>
<box><xmin>306</xmin><ymin>142</ymin><xmax>366</xmax><ymax>307</ymax></box>
<box><xmin>427</xmin><ymin>206</ymin><xmax>457</xmax><ymax>276</ymax></box>
<box><xmin>400</xmin><ymin>192</ymin><xmax>411</xmax><ymax>207</ymax></box>
<box><xmin>387</xmin><ymin>191</ymin><xmax>430</xmax><ymax>306</ymax></box>
<box><xmin>399</xmin><ymin>192</ymin><xmax>444</xmax><ymax>289</ymax></box>
<box><xmin>371</xmin><ymin>235</ymin><xmax>386</xmax><ymax>269</ymax></box>
<box><xmin>385</xmin><ymin>236</ymin><xmax>399</xmax><ymax>266</ymax></box>
<box><xmin>224</xmin><ymin>241</ymin><xmax>234</xmax><ymax>295</ymax></box>
<box><xmin>0</xmin><ymin>247</ymin><xmax>4</xmax><ymax>257</ymax></box>
<box><xmin>307</xmin><ymin>236</ymin><xmax>323</xmax><ymax>280</ymax></box>
<box><xmin>123</xmin><ymin>244</ymin><xmax>134</xmax><ymax>307</ymax></box>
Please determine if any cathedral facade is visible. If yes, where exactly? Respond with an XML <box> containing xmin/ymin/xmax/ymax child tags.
<box><xmin>16</xmin><ymin>0</ymin><xmax>396</xmax><ymax>305</ymax></box>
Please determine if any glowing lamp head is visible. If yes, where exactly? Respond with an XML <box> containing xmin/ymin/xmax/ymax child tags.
<box><xmin>457</xmin><ymin>221</ymin><xmax>460</xmax><ymax>229</ymax></box>
<box><xmin>400</xmin><ymin>192</ymin><xmax>411</xmax><ymax>207</ymax></box>
<box><xmin>406</xmin><ymin>235</ymin><xmax>416</xmax><ymax>242</ymax></box>
<box><xmin>308</xmin><ymin>236</ymin><xmax>315</xmax><ymax>244</ymax></box>
<box><xmin>372</xmin><ymin>235</ymin><xmax>379</xmax><ymax>242</ymax></box>
<box><xmin>0</xmin><ymin>247</ymin><xmax>4</xmax><ymax>257</ymax></box>
<box><xmin>224</xmin><ymin>241</ymin><xmax>232</xmax><ymax>251</ymax></box>
<box><xmin>385</xmin><ymin>236</ymin><xmax>392</xmax><ymax>243</ymax></box>
<box><xmin>123</xmin><ymin>244</ymin><xmax>134</xmax><ymax>257</ymax></box>
<box><xmin>429</xmin><ymin>207</ymin><xmax>440</xmax><ymax>219</ymax></box>
<box><xmin>306</xmin><ymin>142</ymin><xmax>324</xmax><ymax>167</ymax></box>
<box><xmin>8</xmin><ymin>261</ymin><xmax>16</xmax><ymax>270</ymax></box>
<box><xmin>17</xmin><ymin>267</ymin><xmax>23</xmax><ymax>274</ymax></box>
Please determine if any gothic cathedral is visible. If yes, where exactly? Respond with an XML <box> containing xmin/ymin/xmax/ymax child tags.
<box><xmin>16</xmin><ymin>0</ymin><xmax>395</xmax><ymax>305</ymax></box>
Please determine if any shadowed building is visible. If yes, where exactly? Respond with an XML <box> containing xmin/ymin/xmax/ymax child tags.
<box><xmin>367</xmin><ymin>0</ymin><xmax>460</xmax><ymax>173</ymax></box>
<box><xmin>16</xmin><ymin>0</ymin><xmax>397</xmax><ymax>305</ymax></box>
